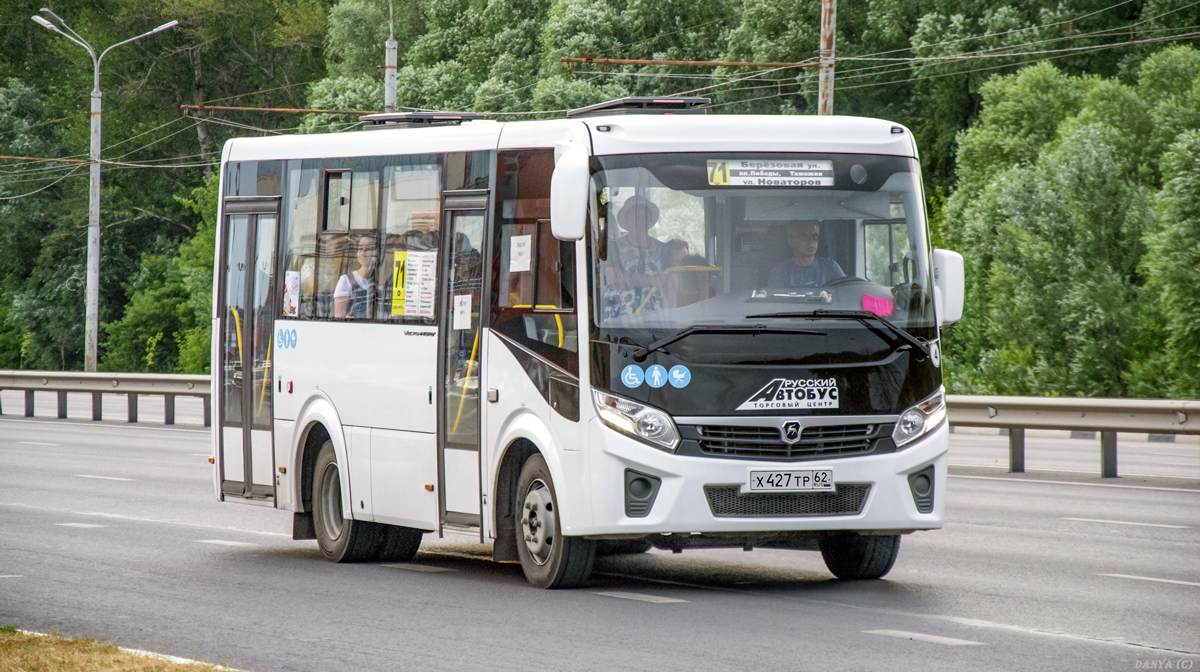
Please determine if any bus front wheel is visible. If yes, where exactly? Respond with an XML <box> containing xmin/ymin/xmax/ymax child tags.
<box><xmin>818</xmin><ymin>534</ymin><xmax>900</xmax><ymax>580</ymax></box>
<box><xmin>515</xmin><ymin>453</ymin><xmax>595</xmax><ymax>589</ymax></box>
<box><xmin>312</xmin><ymin>440</ymin><xmax>381</xmax><ymax>562</ymax></box>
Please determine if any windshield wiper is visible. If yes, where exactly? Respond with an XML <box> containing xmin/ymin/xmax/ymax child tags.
<box><xmin>744</xmin><ymin>309</ymin><xmax>931</xmax><ymax>358</ymax></box>
<box><xmin>630</xmin><ymin>324</ymin><xmax>825</xmax><ymax>362</ymax></box>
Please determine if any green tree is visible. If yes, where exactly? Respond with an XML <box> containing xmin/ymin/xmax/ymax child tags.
<box><xmin>1142</xmin><ymin>131</ymin><xmax>1200</xmax><ymax>397</ymax></box>
<box><xmin>99</xmin><ymin>173</ymin><xmax>218</xmax><ymax>373</ymax></box>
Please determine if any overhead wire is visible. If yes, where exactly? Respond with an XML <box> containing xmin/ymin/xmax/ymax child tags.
<box><xmin>701</xmin><ymin>27</ymin><xmax>1200</xmax><ymax>109</ymax></box>
<box><xmin>656</xmin><ymin>0</ymin><xmax>1178</xmax><ymax>98</ymax></box>
<box><xmin>201</xmin><ymin>78</ymin><xmax>326</xmax><ymax>105</ymax></box>
<box><xmin>0</xmin><ymin>164</ymin><xmax>85</xmax><ymax>200</ymax></box>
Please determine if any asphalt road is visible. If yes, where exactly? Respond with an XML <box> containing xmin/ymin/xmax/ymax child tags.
<box><xmin>1</xmin><ymin>415</ymin><xmax>1198</xmax><ymax>672</ymax></box>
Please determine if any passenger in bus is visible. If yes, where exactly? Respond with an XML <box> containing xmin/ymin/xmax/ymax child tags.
<box><xmin>333</xmin><ymin>234</ymin><xmax>377</xmax><ymax>319</ymax></box>
<box><xmin>767</xmin><ymin>221</ymin><xmax>845</xmax><ymax>287</ymax></box>
<box><xmin>602</xmin><ymin>195</ymin><xmax>675</xmax><ymax>318</ymax></box>
<box><xmin>667</xmin><ymin>238</ymin><xmax>690</xmax><ymax>267</ymax></box>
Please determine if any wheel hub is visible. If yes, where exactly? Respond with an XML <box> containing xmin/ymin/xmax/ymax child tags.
<box><xmin>520</xmin><ymin>480</ymin><xmax>555</xmax><ymax>566</ymax></box>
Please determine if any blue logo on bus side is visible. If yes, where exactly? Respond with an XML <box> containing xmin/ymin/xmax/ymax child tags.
<box><xmin>668</xmin><ymin>365</ymin><xmax>691</xmax><ymax>388</ymax></box>
<box><xmin>621</xmin><ymin>365</ymin><xmax>644</xmax><ymax>388</ymax></box>
<box><xmin>277</xmin><ymin>329</ymin><xmax>297</xmax><ymax>350</ymax></box>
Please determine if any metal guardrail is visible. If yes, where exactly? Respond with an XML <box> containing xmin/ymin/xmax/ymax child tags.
<box><xmin>0</xmin><ymin>370</ymin><xmax>211</xmax><ymax>426</ymax></box>
<box><xmin>948</xmin><ymin>395</ymin><xmax>1200</xmax><ymax>478</ymax></box>
<box><xmin>2</xmin><ymin>372</ymin><xmax>1196</xmax><ymax>477</ymax></box>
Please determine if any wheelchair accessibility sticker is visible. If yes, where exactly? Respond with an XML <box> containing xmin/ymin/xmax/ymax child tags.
<box><xmin>622</xmin><ymin>364</ymin><xmax>691</xmax><ymax>389</ymax></box>
<box><xmin>621</xmin><ymin>365</ymin><xmax>645</xmax><ymax>388</ymax></box>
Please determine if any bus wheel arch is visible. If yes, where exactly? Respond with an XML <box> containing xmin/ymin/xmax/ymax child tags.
<box><xmin>297</xmin><ymin>421</ymin><xmax>330</xmax><ymax>514</ymax></box>
<box><xmin>492</xmin><ymin>438</ymin><xmax>539</xmax><ymax>563</ymax></box>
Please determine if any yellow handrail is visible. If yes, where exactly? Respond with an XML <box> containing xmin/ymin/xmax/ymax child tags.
<box><xmin>229</xmin><ymin>307</ymin><xmax>243</xmax><ymax>361</ymax></box>
<box><xmin>635</xmin><ymin>287</ymin><xmax>657</xmax><ymax>313</ymax></box>
<box><xmin>257</xmin><ymin>336</ymin><xmax>271</xmax><ymax>416</ymax></box>
<box><xmin>451</xmin><ymin>325</ymin><xmax>480</xmax><ymax>436</ymax></box>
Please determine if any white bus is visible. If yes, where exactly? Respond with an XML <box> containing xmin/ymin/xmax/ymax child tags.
<box><xmin>211</xmin><ymin>97</ymin><xmax>964</xmax><ymax>589</ymax></box>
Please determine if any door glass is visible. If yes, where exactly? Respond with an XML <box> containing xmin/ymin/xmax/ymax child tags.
<box><xmin>444</xmin><ymin>211</ymin><xmax>485</xmax><ymax>450</ymax></box>
<box><xmin>250</xmin><ymin>215</ymin><xmax>277</xmax><ymax>429</ymax></box>
<box><xmin>222</xmin><ymin>215</ymin><xmax>250</xmax><ymax>430</ymax></box>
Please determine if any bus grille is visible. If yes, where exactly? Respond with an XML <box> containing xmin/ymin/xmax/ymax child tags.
<box><xmin>704</xmin><ymin>484</ymin><xmax>871</xmax><ymax>518</ymax></box>
<box><xmin>695</xmin><ymin>423</ymin><xmax>878</xmax><ymax>460</ymax></box>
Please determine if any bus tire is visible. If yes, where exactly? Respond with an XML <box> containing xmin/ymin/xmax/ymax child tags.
<box><xmin>818</xmin><ymin>534</ymin><xmax>900</xmax><ymax>580</ymax></box>
<box><xmin>376</xmin><ymin>525</ymin><xmax>424</xmax><ymax>562</ymax></box>
<box><xmin>312</xmin><ymin>440</ymin><xmax>381</xmax><ymax>562</ymax></box>
<box><xmin>515</xmin><ymin>453</ymin><xmax>595</xmax><ymax>589</ymax></box>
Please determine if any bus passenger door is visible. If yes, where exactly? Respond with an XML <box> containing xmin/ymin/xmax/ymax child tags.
<box><xmin>437</xmin><ymin>193</ymin><xmax>488</xmax><ymax>533</ymax></box>
<box><xmin>218</xmin><ymin>199</ymin><xmax>280</xmax><ymax>501</ymax></box>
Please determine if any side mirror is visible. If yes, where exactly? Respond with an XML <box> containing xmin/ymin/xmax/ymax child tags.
<box><xmin>550</xmin><ymin>143</ymin><xmax>589</xmax><ymax>241</ymax></box>
<box><xmin>932</xmin><ymin>249</ymin><xmax>964</xmax><ymax>326</ymax></box>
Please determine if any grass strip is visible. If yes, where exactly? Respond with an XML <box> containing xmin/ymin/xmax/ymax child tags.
<box><xmin>0</xmin><ymin>625</ymin><xmax>232</xmax><ymax>671</ymax></box>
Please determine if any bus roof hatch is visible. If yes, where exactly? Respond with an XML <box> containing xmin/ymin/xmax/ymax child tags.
<box><xmin>566</xmin><ymin>96</ymin><xmax>710</xmax><ymax>118</ymax></box>
<box><xmin>360</xmin><ymin>111</ymin><xmax>487</xmax><ymax>130</ymax></box>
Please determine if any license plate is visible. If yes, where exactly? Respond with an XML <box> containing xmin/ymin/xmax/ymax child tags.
<box><xmin>748</xmin><ymin>469</ymin><xmax>834</xmax><ymax>492</ymax></box>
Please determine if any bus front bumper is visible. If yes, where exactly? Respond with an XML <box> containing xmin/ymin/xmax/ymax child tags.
<box><xmin>583</xmin><ymin>418</ymin><xmax>948</xmax><ymax>536</ymax></box>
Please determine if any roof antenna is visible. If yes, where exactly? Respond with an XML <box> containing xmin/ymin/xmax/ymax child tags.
<box><xmin>384</xmin><ymin>0</ymin><xmax>397</xmax><ymax>113</ymax></box>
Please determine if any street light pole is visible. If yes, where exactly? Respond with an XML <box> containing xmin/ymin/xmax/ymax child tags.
<box><xmin>384</xmin><ymin>0</ymin><xmax>397</xmax><ymax>113</ymax></box>
<box><xmin>31</xmin><ymin>10</ymin><xmax>177</xmax><ymax>372</ymax></box>
<box><xmin>817</xmin><ymin>0</ymin><xmax>837</xmax><ymax>115</ymax></box>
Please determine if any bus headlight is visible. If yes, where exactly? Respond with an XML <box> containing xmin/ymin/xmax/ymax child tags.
<box><xmin>593</xmin><ymin>390</ymin><xmax>680</xmax><ymax>452</ymax></box>
<box><xmin>892</xmin><ymin>387</ymin><xmax>947</xmax><ymax>447</ymax></box>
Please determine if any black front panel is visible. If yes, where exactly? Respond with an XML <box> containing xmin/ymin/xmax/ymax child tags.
<box><xmin>591</xmin><ymin>337</ymin><xmax>939</xmax><ymax>417</ymax></box>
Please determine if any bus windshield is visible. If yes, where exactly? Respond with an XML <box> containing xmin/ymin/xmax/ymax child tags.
<box><xmin>588</xmin><ymin>152</ymin><xmax>936</xmax><ymax>349</ymax></box>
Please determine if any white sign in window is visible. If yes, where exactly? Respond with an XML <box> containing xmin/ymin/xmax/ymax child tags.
<box><xmin>509</xmin><ymin>234</ymin><xmax>532</xmax><ymax>273</ymax></box>
<box><xmin>453</xmin><ymin>294</ymin><xmax>472</xmax><ymax>330</ymax></box>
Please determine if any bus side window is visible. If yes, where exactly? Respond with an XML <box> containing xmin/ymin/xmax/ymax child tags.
<box><xmin>376</xmin><ymin>156</ymin><xmax>441</xmax><ymax>322</ymax></box>
<box><xmin>281</xmin><ymin>160</ymin><xmax>320</xmax><ymax>319</ymax></box>
<box><xmin>491</xmin><ymin>149</ymin><xmax>579</xmax><ymax>374</ymax></box>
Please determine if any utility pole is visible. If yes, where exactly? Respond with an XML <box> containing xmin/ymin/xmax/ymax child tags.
<box><xmin>31</xmin><ymin>10</ymin><xmax>177</xmax><ymax>372</ymax></box>
<box><xmin>384</xmin><ymin>0</ymin><xmax>397</xmax><ymax>113</ymax></box>
<box><xmin>818</xmin><ymin>0</ymin><xmax>837</xmax><ymax>115</ymax></box>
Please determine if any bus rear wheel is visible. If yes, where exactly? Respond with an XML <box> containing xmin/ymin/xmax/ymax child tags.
<box><xmin>818</xmin><ymin>534</ymin><xmax>900</xmax><ymax>580</ymax></box>
<box><xmin>515</xmin><ymin>453</ymin><xmax>595</xmax><ymax>589</ymax></box>
<box><xmin>312</xmin><ymin>440</ymin><xmax>381</xmax><ymax>562</ymax></box>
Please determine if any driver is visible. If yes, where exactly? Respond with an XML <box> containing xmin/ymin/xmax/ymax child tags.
<box><xmin>767</xmin><ymin>221</ymin><xmax>845</xmax><ymax>287</ymax></box>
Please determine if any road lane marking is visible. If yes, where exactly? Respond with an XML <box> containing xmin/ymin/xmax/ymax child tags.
<box><xmin>951</xmin><ymin>464</ymin><xmax>1199</xmax><ymax>479</ymax></box>
<box><xmin>595</xmin><ymin>591</ymin><xmax>687</xmax><ymax>604</ymax></box>
<box><xmin>55</xmin><ymin>523</ymin><xmax>107</xmax><ymax>528</ymax></box>
<box><xmin>75</xmin><ymin>475</ymin><xmax>134</xmax><ymax>481</ymax></box>
<box><xmin>16</xmin><ymin>441</ymin><xmax>59</xmax><ymax>446</ymax></box>
<box><xmin>383</xmin><ymin>563</ymin><xmax>456</xmax><ymax>573</ymax></box>
<box><xmin>0</xmin><ymin>502</ymin><xmax>289</xmax><ymax>537</ymax></box>
<box><xmin>0</xmin><ymin>575</ymin><xmax>22</xmax><ymax>578</ymax></box>
<box><xmin>195</xmin><ymin>540</ymin><xmax>258</xmax><ymax>547</ymax></box>
<box><xmin>1063</xmin><ymin>518</ymin><xmax>1189</xmax><ymax>529</ymax></box>
<box><xmin>1100</xmin><ymin>574</ymin><xmax>1200</xmax><ymax>587</ymax></box>
<box><xmin>949</xmin><ymin>474</ymin><xmax>1200</xmax><ymax>493</ymax></box>
<box><xmin>189</xmin><ymin>453</ymin><xmax>212</xmax><ymax>457</ymax></box>
<box><xmin>864</xmin><ymin>630</ymin><xmax>985</xmax><ymax>646</ymax></box>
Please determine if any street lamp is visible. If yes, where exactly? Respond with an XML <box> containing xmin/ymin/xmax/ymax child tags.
<box><xmin>31</xmin><ymin>9</ymin><xmax>178</xmax><ymax>372</ymax></box>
